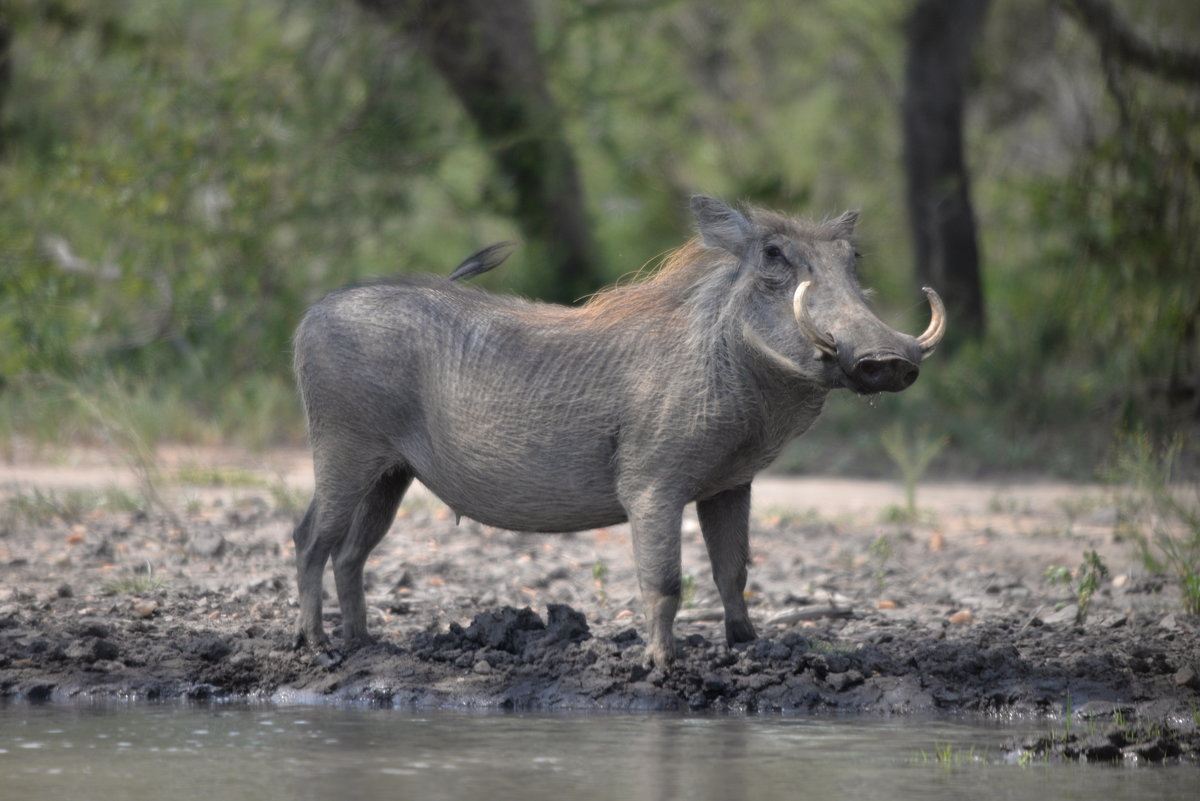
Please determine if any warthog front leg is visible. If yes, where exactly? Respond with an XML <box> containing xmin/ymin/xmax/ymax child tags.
<box><xmin>624</xmin><ymin>492</ymin><xmax>684</xmax><ymax>666</ymax></box>
<box><xmin>697</xmin><ymin>483</ymin><xmax>757</xmax><ymax>645</ymax></box>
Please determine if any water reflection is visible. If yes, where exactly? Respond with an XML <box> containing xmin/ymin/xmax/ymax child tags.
<box><xmin>0</xmin><ymin>705</ymin><xmax>1192</xmax><ymax>801</ymax></box>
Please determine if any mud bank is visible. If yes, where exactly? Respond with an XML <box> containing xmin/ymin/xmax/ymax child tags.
<box><xmin>1</xmin><ymin>467</ymin><xmax>1198</xmax><ymax>762</ymax></box>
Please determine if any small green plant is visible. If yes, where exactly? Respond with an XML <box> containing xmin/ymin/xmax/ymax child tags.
<box><xmin>988</xmin><ymin>494</ymin><xmax>1026</xmax><ymax>515</ymax></box>
<box><xmin>1045</xmin><ymin>551</ymin><xmax>1110</xmax><ymax>624</ymax></box>
<box><xmin>4</xmin><ymin>487</ymin><xmax>144</xmax><ymax>526</ymax></box>
<box><xmin>1075</xmin><ymin>550</ymin><xmax>1109</xmax><ymax>622</ymax></box>
<box><xmin>759</xmin><ymin>506</ymin><xmax>822</xmax><ymax>527</ymax></box>
<box><xmin>810</xmin><ymin>639</ymin><xmax>856</xmax><ymax>656</ymax></box>
<box><xmin>680</xmin><ymin>573</ymin><xmax>697</xmax><ymax>608</ymax></box>
<box><xmin>173</xmin><ymin>464</ymin><xmax>270</xmax><ymax>488</ymax></box>
<box><xmin>592</xmin><ymin>561</ymin><xmax>609</xmax><ymax>603</ymax></box>
<box><xmin>880</xmin><ymin>423</ymin><xmax>947</xmax><ymax>523</ymax></box>
<box><xmin>868</xmin><ymin>532</ymin><xmax>893</xmax><ymax>591</ymax></box>
<box><xmin>917</xmin><ymin>740</ymin><xmax>982</xmax><ymax>767</ymax></box>
<box><xmin>1107</xmin><ymin>433</ymin><xmax>1200</xmax><ymax>615</ymax></box>
<box><xmin>1044</xmin><ymin>564</ymin><xmax>1072</xmax><ymax>586</ymax></box>
<box><xmin>103</xmin><ymin>562</ymin><xmax>168</xmax><ymax>595</ymax></box>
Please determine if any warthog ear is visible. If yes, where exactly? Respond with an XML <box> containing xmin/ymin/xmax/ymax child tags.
<box><xmin>691</xmin><ymin>195</ymin><xmax>753</xmax><ymax>257</ymax></box>
<box><xmin>831</xmin><ymin>209</ymin><xmax>860</xmax><ymax>239</ymax></box>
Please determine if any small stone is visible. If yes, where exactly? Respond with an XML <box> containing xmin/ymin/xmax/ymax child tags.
<box><xmin>1044</xmin><ymin>604</ymin><xmax>1078</xmax><ymax>625</ymax></box>
<box><xmin>948</xmin><ymin>609</ymin><xmax>974</xmax><ymax>625</ymax></box>
<box><xmin>827</xmin><ymin>669</ymin><xmax>864</xmax><ymax>692</ymax></box>
<box><xmin>133</xmin><ymin>600</ymin><xmax>159</xmax><ymax>619</ymax></box>
<box><xmin>1173</xmin><ymin>665</ymin><xmax>1200</xmax><ymax>690</ymax></box>
<box><xmin>877</xmin><ymin>600</ymin><xmax>898</xmax><ymax>610</ymax></box>
<box><xmin>473</xmin><ymin>660</ymin><xmax>492</xmax><ymax>675</ymax></box>
<box><xmin>75</xmin><ymin>620</ymin><xmax>111</xmax><ymax>638</ymax></box>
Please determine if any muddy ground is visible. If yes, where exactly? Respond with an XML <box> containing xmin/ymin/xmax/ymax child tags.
<box><xmin>1</xmin><ymin>447</ymin><xmax>1198</xmax><ymax>763</ymax></box>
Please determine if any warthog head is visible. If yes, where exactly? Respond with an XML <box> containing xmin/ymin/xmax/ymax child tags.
<box><xmin>690</xmin><ymin>195</ymin><xmax>944</xmax><ymax>394</ymax></box>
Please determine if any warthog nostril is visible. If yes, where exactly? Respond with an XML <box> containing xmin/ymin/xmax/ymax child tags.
<box><xmin>852</xmin><ymin>358</ymin><xmax>920</xmax><ymax>393</ymax></box>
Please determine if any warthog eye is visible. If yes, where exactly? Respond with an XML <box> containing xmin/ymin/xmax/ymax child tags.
<box><xmin>763</xmin><ymin>244</ymin><xmax>785</xmax><ymax>261</ymax></box>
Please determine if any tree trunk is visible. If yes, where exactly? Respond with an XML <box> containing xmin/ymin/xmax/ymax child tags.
<box><xmin>0</xmin><ymin>9</ymin><xmax>11</xmax><ymax>157</ymax></box>
<box><xmin>902</xmin><ymin>0</ymin><xmax>990</xmax><ymax>346</ymax></box>
<box><xmin>357</xmin><ymin>0</ymin><xmax>599</xmax><ymax>304</ymax></box>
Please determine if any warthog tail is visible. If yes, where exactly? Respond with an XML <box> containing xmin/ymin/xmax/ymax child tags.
<box><xmin>448</xmin><ymin>242</ymin><xmax>516</xmax><ymax>282</ymax></box>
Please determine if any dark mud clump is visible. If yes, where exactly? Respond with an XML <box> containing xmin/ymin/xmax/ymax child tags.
<box><xmin>1</xmin><ymin>483</ymin><xmax>1198</xmax><ymax>762</ymax></box>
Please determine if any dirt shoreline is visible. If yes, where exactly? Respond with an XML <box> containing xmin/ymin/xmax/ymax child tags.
<box><xmin>1</xmin><ymin>447</ymin><xmax>1198</xmax><ymax>763</ymax></box>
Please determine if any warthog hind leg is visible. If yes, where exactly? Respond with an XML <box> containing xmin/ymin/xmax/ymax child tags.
<box><xmin>332</xmin><ymin>467</ymin><xmax>411</xmax><ymax>647</ymax></box>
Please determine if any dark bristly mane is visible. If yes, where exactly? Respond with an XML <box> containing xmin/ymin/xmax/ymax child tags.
<box><xmin>576</xmin><ymin>206</ymin><xmax>853</xmax><ymax>328</ymax></box>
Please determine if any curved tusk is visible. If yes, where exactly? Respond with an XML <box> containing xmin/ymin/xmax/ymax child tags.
<box><xmin>916</xmin><ymin>286</ymin><xmax>947</xmax><ymax>355</ymax></box>
<box><xmin>793</xmin><ymin>281</ymin><xmax>838</xmax><ymax>358</ymax></box>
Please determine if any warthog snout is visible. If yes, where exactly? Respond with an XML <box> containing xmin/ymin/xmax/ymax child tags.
<box><xmin>850</xmin><ymin>356</ymin><xmax>920</xmax><ymax>393</ymax></box>
<box><xmin>793</xmin><ymin>280</ymin><xmax>944</xmax><ymax>393</ymax></box>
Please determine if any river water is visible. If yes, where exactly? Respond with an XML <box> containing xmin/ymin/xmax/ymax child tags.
<box><xmin>0</xmin><ymin>705</ymin><xmax>1193</xmax><ymax>800</ymax></box>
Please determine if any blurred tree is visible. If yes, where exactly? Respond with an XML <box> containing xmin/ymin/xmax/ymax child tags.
<box><xmin>902</xmin><ymin>0</ymin><xmax>989</xmax><ymax>348</ymax></box>
<box><xmin>1064</xmin><ymin>0</ymin><xmax>1200</xmax><ymax>86</ymax></box>
<box><xmin>1057</xmin><ymin>0</ymin><xmax>1200</xmax><ymax>422</ymax></box>
<box><xmin>0</xmin><ymin>8</ymin><xmax>9</xmax><ymax>157</ymax></box>
<box><xmin>356</xmin><ymin>0</ymin><xmax>600</xmax><ymax>303</ymax></box>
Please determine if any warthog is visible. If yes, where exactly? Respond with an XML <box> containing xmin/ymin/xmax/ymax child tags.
<box><xmin>292</xmin><ymin>196</ymin><xmax>945</xmax><ymax>665</ymax></box>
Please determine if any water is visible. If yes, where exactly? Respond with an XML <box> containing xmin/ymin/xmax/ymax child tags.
<box><xmin>0</xmin><ymin>705</ymin><xmax>1192</xmax><ymax>801</ymax></box>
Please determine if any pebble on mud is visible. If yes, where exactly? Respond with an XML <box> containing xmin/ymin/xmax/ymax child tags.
<box><xmin>132</xmin><ymin>600</ymin><xmax>159</xmax><ymax>619</ymax></box>
<box><xmin>1174</xmin><ymin>665</ymin><xmax>1200</xmax><ymax>690</ymax></box>
<box><xmin>948</xmin><ymin>609</ymin><xmax>974</xmax><ymax>625</ymax></box>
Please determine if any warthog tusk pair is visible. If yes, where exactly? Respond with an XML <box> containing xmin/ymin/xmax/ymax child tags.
<box><xmin>792</xmin><ymin>281</ymin><xmax>946</xmax><ymax>358</ymax></box>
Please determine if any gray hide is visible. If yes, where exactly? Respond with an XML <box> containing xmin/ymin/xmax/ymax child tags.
<box><xmin>291</xmin><ymin>196</ymin><xmax>944</xmax><ymax>665</ymax></box>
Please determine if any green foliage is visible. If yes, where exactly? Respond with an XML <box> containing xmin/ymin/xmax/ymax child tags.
<box><xmin>880</xmin><ymin>423</ymin><xmax>947</xmax><ymax>522</ymax></box>
<box><xmin>0</xmin><ymin>0</ymin><xmax>1196</xmax><ymax>479</ymax></box>
<box><xmin>1107</xmin><ymin>433</ymin><xmax>1200</xmax><ymax>615</ymax></box>
<box><xmin>1045</xmin><ymin>550</ymin><xmax>1110</xmax><ymax>624</ymax></box>
<box><xmin>4</xmin><ymin>486</ymin><xmax>143</xmax><ymax>526</ymax></box>
<box><xmin>868</xmin><ymin>532</ymin><xmax>893</xmax><ymax>591</ymax></box>
<box><xmin>680</xmin><ymin>572</ymin><xmax>697</xmax><ymax>609</ymax></box>
<box><xmin>103</xmin><ymin>562</ymin><xmax>168</xmax><ymax>596</ymax></box>
<box><xmin>592</xmin><ymin>561</ymin><xmax>609</xmax><ymax>604</ymax></box>
<box><xmin>916</xmin><ymin>740</ymin><xmax>984</xmax><ymax>767</ymax></box>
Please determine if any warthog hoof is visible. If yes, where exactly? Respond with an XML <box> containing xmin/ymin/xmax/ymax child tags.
<box><xmin>643</xmin><ymin>636</ymin><xmax>677</xmax><ymax>668</ymax></box>
<box><xmin>313</xmin><ymin>648</ymin><xmax>345</xmax><ymax>670</ymax></box>
<box><xmin>726</xmin><ymin>618</ymin><xmax>757</xmax><ymax>646</ymax></box>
